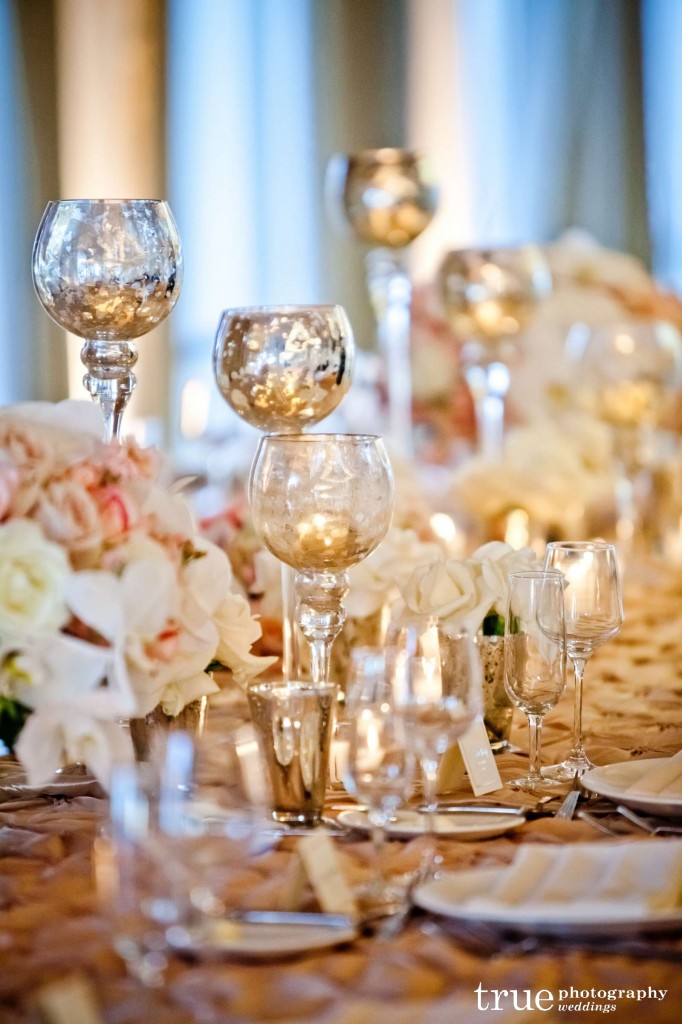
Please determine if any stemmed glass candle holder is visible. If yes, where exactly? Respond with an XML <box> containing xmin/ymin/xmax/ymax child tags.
<box><xmin>249</xmin><ymin>434</ymin><xmax>394</xmax><ymax>687</ymax></box>
<box><xmin>387</xmin><ymin>614</ymin><xmax>481</xmax><ymax>870</ymax></box>
<box><xmin>33</xmin><ymin>199</ymin><xmax>183</xmax><ymax>442</ymax></box>
<box><xmin>213</xmin><ymin>305</ymin><xmax>355</xmax><ymax>679</ymax></box>
<box><xmin>344</xmin><ymin>648</ymin><xmax>415</xmax><ymax>915</ymax></box>
<box><xmin>439</xmin><ymin>245</ymin><xmax>551</xmax><ymax>460</ymax></box>
<box><xmin>543</xmin><ymin>541</ymin><xmax>624</xmax><ymax>778</ymax></box>
<box><xmin>326</xmin><ymin>149</ymin><xmax>438</xmax><ymax>455</ymax></box>
<box><xmin>504</xmin><ymin>571</ymin><xmax>567</xmax><ymax>791</ymax></box>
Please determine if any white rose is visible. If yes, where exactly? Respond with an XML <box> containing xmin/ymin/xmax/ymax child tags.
<box><xmin>470</xmin><ymin>542</ymin><xmax>540</xmax><ymax>618</ymax></box>
<box><xmin>346</xmin><ymin>528</ymin><xmax>442</xmax><ymax>619</ymax></box>
<box><xmin>0</xmin><ymin>521</ymin><xmax>71</xmax><ymax>636</ymax></box>
<box><xmin>213</xmin><ymin>591</ymin><xmax>277</xmax><ymax>686</ymax></box>
<box><xmin>402</xmin><ymin>558</ymin><xmax>494</xmax><ymax>635</ymax></box>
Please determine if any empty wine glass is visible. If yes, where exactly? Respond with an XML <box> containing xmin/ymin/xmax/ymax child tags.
<box><xmin>387</xmin><ymin>613</ymin><xmax>482</xmax><ymax>870</ymax></box>
<box><xmin>344</xmin><ymin>648</ymin><xmax>415</xmax><ymax>915</ymax></box>
<box><xmin>504</xmin><ymin>571</ymin><xmax>566</xmax><ymax>791</ymax></box>
<box><xmin>543</xmin><ymin>541</ymin><xmax>624</xmax><ymax>779</ymax></box>
<box><xmin>326</xmin><ymin>149</ymin><xmax>438</xmax><ymax>455</ymax></box>
<box><xmin>249</xmin><ymin>434</ymin><xmax>395</xmax><ymax>687</ymax></box>
<box><xmin>32</xmin><ymin>199</ymin><xmax>183</xmax><ymax>442</ymax></box>
<box><xmin>439</xmin><ymin>245</ymin><xmax>551</xmax><ymax>459</ymax></box>
<box><xmin>213</xmin><ymin>305</ymin><xmax>355</xmax><ymax>680</ymax></box>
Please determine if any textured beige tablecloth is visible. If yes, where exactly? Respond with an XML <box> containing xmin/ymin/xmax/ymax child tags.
<box><xmin>1</xmin><ymin>562</ymin><xmax>681</xmax><ymax>1023</ymax></box>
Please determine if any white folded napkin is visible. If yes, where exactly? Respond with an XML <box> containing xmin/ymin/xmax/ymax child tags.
<box><xmin>625</xmin><ymin>751</ymin><xmax>682</xmax><ymax>797</ymax></box>
<box><xmin>464</xmin><ymin>840</ymin><xmax>682</xmax><ymax>920</ymax></box>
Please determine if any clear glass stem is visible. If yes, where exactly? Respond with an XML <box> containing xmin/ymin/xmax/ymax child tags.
<box><xmin>368</xmin><ymin>807</ymin><xmax>389</xmax><ymax>894</ymax></box>
<box><xmin>365</xmin><ymin>248</ymin><xmax>414</xmax><ymax>458</ymax></box>
<box><xmin>295</xmin><ymin>569</ymin><xmax>348</xmax><ymax>687</ymax></box>
<box><xmin>81</xmin><ymin>339</ymin><xmax>138</xmax><ymax>443</ymax></box>
<box><xmin>280</xmin><ymin>564</ymin><xmax>299</xmax><ymax>682</ymax></box>
<box><xmin>569</xmin><ymin>657</ymin><xmax>587</xmax><ymax>761</ymax></box>
<box><xmin>420</xmin><ymin>755</ymin><xmax>439</xmax><ymax>874</ymax></box>
<box><xmin>464</xmin><ymin>360</ymin><xmax>510</xmax><ymax>460</ymax></box>
<box><xmin>527</xmin><ymin>713</ymin><xmax>544</xmax><ymax>783</ymax></box>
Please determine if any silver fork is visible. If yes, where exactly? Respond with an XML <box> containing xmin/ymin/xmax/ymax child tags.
<box><xmin>616</xmin><ymin>804</ymin><xmax>682</xmax><ymax>836</ymax></box>
<box><xmin>554</xmin><ymin>773</ymin><xmax>581</xmax><ymax>820</ymax></box>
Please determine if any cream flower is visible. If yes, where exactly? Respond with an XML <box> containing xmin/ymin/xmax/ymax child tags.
<box><xmin>213</xmin><ymin>591</ymin><xmax>277</xmax><ymax>686</ymax></box>
<box><xmin>470</xmin><ymin>542</ymin><xmax>540</xmax><ymax>618</ymax></box>
<box><xmin>0</xmin><ymin>521</ymin><xmax>71</xmax><ymax>636</ymax></box>
<box><xmin>346</xmin><ymin>528</ymin><xmax>442</xmax><ymax>619</ymax></box>
<box><xmin>403</xmin><ymin>558</ymin><xmax>494</xmax><ymax>635</ymax></box>
<box><xmin>34</xmin><ymin>479</ymin><xmax>103</xmax><ymax>554</ymax></box>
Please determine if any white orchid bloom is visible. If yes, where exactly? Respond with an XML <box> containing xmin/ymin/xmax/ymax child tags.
<box><xmin>15</xmin><ymin>701</ymin><xmax>133</xmax><ymax>788</ymax></box>
<box><xmin>213</xmin><ymin>591</ymin><xmax>277</xmax><ymax>686</ymax></box>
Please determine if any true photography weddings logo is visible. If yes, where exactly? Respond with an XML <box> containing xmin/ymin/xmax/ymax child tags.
<box><xmin>475</xmin><ymin>984</ymin><xmax>669</xmax><ymax>1014</ymax></box>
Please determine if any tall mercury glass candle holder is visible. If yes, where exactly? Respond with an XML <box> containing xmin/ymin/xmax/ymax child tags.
<box><xmin>439</xmin><ymin>245</ymin><xmax>551</xmax><ymax>460</ymax></box>
<box><xmin>32</xmin><ymin>199</ymin><xmax>183</xmax><ymax>443</ymax></box>
<box><xmin>213</xmin><ymin>306</ymin><xmax>356</xmax><ymax>680</ymax></box>
<box><xmin>249</xmin><ymin>434</ymin><xmax>395</xmax><ymax>687</ymax></box>
<box><xmin>326</xmin><ymin>149</ymin><xmax>438</xmax><ymax>456</ymax></box>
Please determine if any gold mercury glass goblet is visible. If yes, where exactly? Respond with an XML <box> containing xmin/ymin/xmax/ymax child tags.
<box><xmin>32</xmin><ymin>199</ymin><xmax>183</xmax><ymax>442</ymax></box>
<box><xmin>439</xmin><ymin>244</ymin><xmax>551</xmax><ymax>460</ymax></box>
<box><xmin>213</xmin><ymin>305</ymin><xmax>355</xmax><ymax>679</ymax></box>
<box><xmin>326</xmin><ymin>149</ymin><xmax>438</xmax><ymax>456</ymax></box>
<box><xmin>248</xmin><ymin>434</ymin><xmax>395</xmax><ymax>687</ymax></box>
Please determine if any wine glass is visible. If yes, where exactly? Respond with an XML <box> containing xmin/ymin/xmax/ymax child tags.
<box><xmin>249</xmin><ymin>434</ymin><xmax>395</xmax><ymax>687</ymax></box>
<box><xmin>504</xmin><ymin>571</ymin><xmax>567</xmax><ymax>791</ymax></box>
<box><xmin>543</xmin><ymin>541</ymin><xmax>624</xmax><ymax>779</ymax></box>
<box><xmin>344</xmin><ymin>648</ymin><xmax>416</xmax><ymax>915</ymax></box>
<box><xmin>439</xmin><ymin>245</ymin><xmax>551</xmax><ymax>459</ymax></box>
<box><xmin>570</xmin><ymin>320</ymin><xmax>682</xmax><ymax>551</ymax></box>
<box><xmin>213</xmin><ymin>305</ymin><xmax>355</xmax><ymax>680</ymax></box>
<box><xmin>326</xmin><ymin>149</ymin><xmax>438</xmax><ymax>455</ymax></box>
<box><xmin>386</xmin><ymin>613</ymin><xmax>482</xmax><ymax>871</ymax></box>
<box><xmin>32</xmin><ymin>199</ymin><xmax>183</xmax><ymax>442</ymax></box>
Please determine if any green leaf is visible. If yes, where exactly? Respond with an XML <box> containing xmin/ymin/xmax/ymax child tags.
<box><xmin>0</xmin><ymin>697</ymin><xmax>31</xmax><ymax>751</ymax></box>
<box><xmin>482</xmin><ymin>613</ymin><xmax>505</xmax><ymax>637</ymax></box>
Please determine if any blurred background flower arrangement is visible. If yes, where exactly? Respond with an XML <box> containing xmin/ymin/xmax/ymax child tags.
<box><xmin>0</xmin><ymin>401</ymin><xmax>274</xmax><ymax>786</ymax></box>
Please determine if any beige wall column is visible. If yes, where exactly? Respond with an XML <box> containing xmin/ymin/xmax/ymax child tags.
<box><xmin>54</xmin><ymin>0</ymin><xmax>167</xmax><ymax>434</ymax></box>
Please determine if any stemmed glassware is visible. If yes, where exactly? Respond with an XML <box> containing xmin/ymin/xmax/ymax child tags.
<box><xmin>543</xmin><ymin>541</ymin><xmax>624</xmax><ymax>779</ymax></box>
<box><xmin>504</xmin><ymin>571</ymin><xmax>567</xmax><ymax>791</ymax></box>
<box><xmin>213</xmin><ymin>305</ymin><xmax>355</xmax><ymax>679</ymax></box>
<box><xmin>344</xmin><ymin>648</ymin><xmax>415</xmax><ymax>915</ymax></box>
<box><xmin>439</xmin><ymin>245</ymin><xmax>551</xmax><ymax>459</ymax></box>
<box><xmin>32</xmin><ymin>199</ymin><xmax>183</xmax><ymax>442</ymax></box>
<box><xmin>326</xmin><ymin>149</ymin><xmax>438</xmax><ymax>455</ymax></box>
<box><xmin>571</xmin><ymin>320</ymin><xmax>682</xmax><ymax>551</ymax></box>
<box><xmin>387</xmin><ymin>613</ymin><xmax>481</xmax><ymax>868</ymax></box>
<box><xmin>249</xmin><ymin>434</ymin><xmax>394</xmax><ymax>687</ymax></box>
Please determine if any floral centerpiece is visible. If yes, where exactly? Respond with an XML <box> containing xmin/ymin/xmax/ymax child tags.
<box><xmin>0</xmin><ymin>401</ymin><xmax>275</xmax><ymax>786</ymax></box>
<box><xmin>400</xmin><ymin>541</ymin><xmax>540</xmax><ymax>747</ymax></box>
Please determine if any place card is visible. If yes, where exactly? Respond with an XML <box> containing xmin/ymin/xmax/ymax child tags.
<box><xmin>457</xmin><ymin>716</ymin><xmax>503</xmax><ymax>796</ymax></box>
<box><xmin>297</xmin><ymin>833</ymin><xmax>359</xmax><ymax>917</ymax></box>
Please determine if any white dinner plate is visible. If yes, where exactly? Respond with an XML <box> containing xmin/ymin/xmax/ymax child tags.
<box><xmin>581</xmin><ymin>760</ymin><xmax>682</xmax><ymax>817</ymax></box>
<box><xmin>337</xmin><ymin>808</ymin><xmax>525</xmax><ymax>840</ymax></box>
<box><xmin>176</xmin><ymin>919</ymin><xmax>358</xmax><ymax>959</ymax></box>
<box><xmin>0</xmin><ymin>759</ymin><xmax>103</xmax><ymax>800</ymax></box>
<box><xmin>413</xmin><ymin>868</ymin><xmax>682</xmax><ymax>937</ymax></box>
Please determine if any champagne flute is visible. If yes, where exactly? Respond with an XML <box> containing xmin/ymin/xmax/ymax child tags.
<box><xmin>543</xmin><ymin>541</ymin><xmax>624</xmax><ymax>779</ymax></box>
<box><xmin>504</xmin><ymin>571</ymin><xmax>566</xmax><ymax>790</ymax></box>
<box><xmin>387</xmin><ymin>614</ymin><xmax>482</xmax><ymax>870</ymax></box>
<box><xmin>326</xmin><ymin>149</ymin><xmax>438</xmax><ymax>455</ymax></box>
<box><xmin>439</xmin><ymin>245</ymin><xmax>551</xmax><ymax>459</ymax></box>
<box><xmin>213</xmin><ymin>305</ymin><xmax>355</xmax><ymax>679</ymax></box>
<box><xmin>249</xmin><ymin>434</ymin><xmax>394</xmax><ymax>687</ymax></box>
<box><xmin>344</xmin><ymin>648</ymin><xmax>415</xmax><ymax>915</ymax></box>
<box><xmin>32</xmin><ymin>199</ymin><xmax>183</xmax><ymax>442</ymax></box>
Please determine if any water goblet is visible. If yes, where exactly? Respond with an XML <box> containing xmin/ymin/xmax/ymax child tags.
<box><xmin>326</xmin><ymin>149</ymin><xmax>438</xmax><ymax>455</ymax></box>
<box><xmin>504</xmin><ymin>571</ymin><xmax>567</xmax><ymax>791</ymax></box>
<box><xmin>213</xmin><ymin>304</ymin><xmax>355</xmax><ymax>679</ymax></box>
<box><xmin>249</xmin><ymin>434</ymin><xmax>395</xmax><ymax>687</ymax></box>
<box><xmin>32</xmin><ymin>199</ymin><xmax>183</xmax><ymax>442</ymax></box>
<box><xmin>543</xmin><ymin>541</ymin><xmax>624</xmax><ymax>779</ymax></box>
<box><xmin>439</xmin><ymin>245</ymin><xmax>551</xmax><ymax>459</ymax></box>
<box><xmin>344</xmin><ymin>648</ymin><xmax>415</xmax><ymax>915</ymax></box>
<box><xmin>386</xmin><ymin>614</ymin><xmax>482</xmax><ymax>871</ymax></box>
